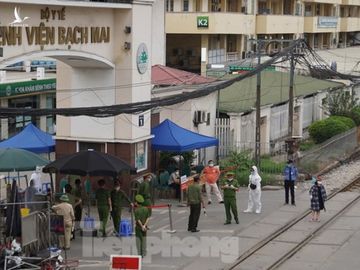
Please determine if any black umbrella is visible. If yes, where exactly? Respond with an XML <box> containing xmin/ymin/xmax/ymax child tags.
<box><xmin>42</xmin><ymin>150</ymin><xmax>136</xmax><ymax>177</ymax></box>
<box><xmin>6</xmin><ymin>179</ymin><xmax>21</xmax><ymax>238</ymax></box>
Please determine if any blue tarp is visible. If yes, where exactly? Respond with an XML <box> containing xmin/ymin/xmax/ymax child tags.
<box><xmin>0</xmin><ymin>123</ymin><xmax>55</xmax><ymax>153</ymax></box>
<box><xmin>151</xmin><ymin>119</ymin><xmax>218</xmax><ymax>152</ymax></box>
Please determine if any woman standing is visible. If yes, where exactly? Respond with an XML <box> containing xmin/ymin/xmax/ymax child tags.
<box><xmin>309</xmin><ymin>176</ymin><xmax>327</xmax><ymax>222</ymax></box>
<box><xmin>244</xmin><ymin>166</ymin><xmax>262</xmax><ymax>214</ymax></box>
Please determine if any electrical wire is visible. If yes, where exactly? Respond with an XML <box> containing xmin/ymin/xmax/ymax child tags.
<box><xmin>0</xmin><ymin>39</ymin><xmax>358</xmax><ymax>118</ymax></box>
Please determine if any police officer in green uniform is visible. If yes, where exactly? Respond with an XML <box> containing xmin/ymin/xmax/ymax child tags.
<box><xmin>138</xmin><ymin>173</ymin><xmax>152</xmax><ymax>216</ymax></box>
<box><xmin>110</xmin><ymin>180</ymin><xmax>133</xmax><ymax>235</ymax></box>
<box><xmin>95</xmin><ymin>179</ymin><xmax>112</xmax><ymax>237</ymax></box>
<box><xmin>220</xmin><ymin>172</ymin><xmax>239</xmax><ymax>225</ymax></box>
<box><xmin>134</xmin><ymin>194</ymin><xmax>150</xmax><ymax>258</ymax></box>
<box><xmin>187</xmin><ymin>175</ymin><xmax>205</xmax><ymax>232</ymax></box>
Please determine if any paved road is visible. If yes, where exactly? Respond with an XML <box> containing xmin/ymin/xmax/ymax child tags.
<box><xmin>66</xmin><ymin>187</ymin><xmax>290</xmax><ymax>270</ymax></box>
<box><xmin>277</xmin><ymin>190</ymin><xmax>360</xmax><ymax>270</ymax></box>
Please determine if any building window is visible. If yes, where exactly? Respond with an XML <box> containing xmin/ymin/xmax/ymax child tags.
<box><xmin>183</xmin><ymin>0</ymin><xmax>189</xmax><ymax>11</ymax></box>
<box><xmin>78</xmin><ymin>141</ymin><xmax>104</xmax><ymax>152</ymax></box>
<box><xmin>8</xmin><ymin>96</ymin><xmax>40</xmax><ymax>137</ymax></box>
<box><xmin>135</xmin><ymin>141</ymin><xmax>147</xmax><ymax>172</ymax></box>
<box><xmin>166</xmin><ymin>0</ymin><xmax>174</xmax><ymax>12</ymax></box>
<box><xmin>211</xmin><ymin>0</ymin><xmax>221</xmax><ymax>12</ymax></box>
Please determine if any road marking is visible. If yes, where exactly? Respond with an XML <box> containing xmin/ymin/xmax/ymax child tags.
<box><xmin>153</xmin><ymin>224</ymin><xmax>169</xmax><ymax>233</ymax></box>
<box><xmin>159</xmin><ymin>209</ymin><xmax>168</xmax><ymax>215</ymax></box>
<box><xmin>177</xmin><ymin>210</ymin><xmax>187</xmax><ymax>214</ymax></box>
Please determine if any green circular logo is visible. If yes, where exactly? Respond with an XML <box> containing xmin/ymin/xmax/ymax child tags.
<box><xmin>6</xmin><ymin>86</ymin><xmax>11</xmax><ymax>96</ymax></box>
<box><xmin>136</xmin><ymin>43</ymin><xmax>148</xmax><ymax>74</ymax></box>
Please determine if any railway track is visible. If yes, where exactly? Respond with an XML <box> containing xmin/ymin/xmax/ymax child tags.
<box><xmin>226</xmin><ymin>175</ymin><xmax>360</xmax><ymax>270</ymax></box>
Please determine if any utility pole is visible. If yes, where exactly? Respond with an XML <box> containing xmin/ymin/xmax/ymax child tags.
<box><xmin>288</xmin><ymin>51</ymin><xmax>295</xmax><ymax>137</ymax></box>
<box><xmin>255</xmin><ymin>40</ymin><xmax>262</xmax><ymax>168</ymax></box>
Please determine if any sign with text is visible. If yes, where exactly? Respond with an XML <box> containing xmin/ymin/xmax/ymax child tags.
<box><xmin>110</xmin><ymin>255</ymin><xmax>141</xmax><ymax>270</ymax></box>
<box><xmin>197</xmin><ymin>16</ymin><xmax>209</xmax><ymax>28</ymax></box>
<box><xmin>318</xmin><ymin>16</ymin><xmax>338</xmax><ymax>28</ymax></box>
<box><xmin>0</xmin><ymin>78</ymin><xmax>56</xmax><ymax>97</ymax></box>
<box><xmin>0</xmin><ymin>6</ymin><xmax>111</xmax><ymax>47</ymax></box>
<box><xmin>180</xmin><ymin>175</ymin><xmax>191</xmax><ymax>190</ymax></box>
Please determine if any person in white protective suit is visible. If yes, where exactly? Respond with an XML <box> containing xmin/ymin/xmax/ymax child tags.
<box><xmin>243</xmin><ymin>165</ymin><xmax>262</xmax><ymax>214</ymax></box>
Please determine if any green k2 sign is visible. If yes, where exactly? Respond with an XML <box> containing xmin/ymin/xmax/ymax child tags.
<box><xmin>197</xmin><ymin>16</ymin><xmax>209</xmax><ymax>28</ymax></box>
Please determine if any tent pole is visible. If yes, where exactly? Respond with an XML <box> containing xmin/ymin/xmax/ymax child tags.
<box><xmin>49</xmin><ymin>173</ymin><xmax>54</xmax><ymax>199</ymax></box>
<box><xmin>25</xmin><ymin>175</ymin><xmax>28</xmax><ymax>188</ymax></box>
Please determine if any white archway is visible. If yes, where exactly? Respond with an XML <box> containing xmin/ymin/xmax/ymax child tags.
<box><xmin>0</xmin><ymin>49</ymin><xmax>115</xmax><ymax>69</ymax></box>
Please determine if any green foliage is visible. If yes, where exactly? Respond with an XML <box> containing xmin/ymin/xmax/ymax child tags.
<box><xmin>323</xmin><ymin>90</ymin><xmax>359</xmax><ymax>116</ymax></box>
<box><xmin>299</xmin><ymin>139</ymin><xmax>316</xmax><ymax>151</ymax></box>
<box><xmin>259</xmin><ymin>157</ymin><xmax>285</xmax><ymax>174</ymax></box>
<box><xmin>220</xmin><ymin>150</ymin><xmax>252</xmax><ymax>172</ymax></box>
<box><xmin>330</xmin><ymin>116</ymin><xmax>356</xmax><ymax>129</ymax></box>
<box><xmin>349</xmin><ymin>106</ymin><xmax>360</xmax><ymax>126</ymax></box>
<box><xmin>220</xmin><ymin>151</ymin><xmax>284</xmax><ymax>186</ymax></box>
<box><xmin>308</xmin><ymin>116</ymin><xmax>353</xmax><ymax>144</ymax></box>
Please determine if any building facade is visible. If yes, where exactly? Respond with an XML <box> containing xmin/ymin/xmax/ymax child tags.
<box><xmin>166</xmin><ymin>0</ymin><xmax>360</xmax><ymax>74</ymax></box>
<box><xmin>0</xmin><ymin>0</ymin><xmax>165</xmax><ymax>189</ymax></box>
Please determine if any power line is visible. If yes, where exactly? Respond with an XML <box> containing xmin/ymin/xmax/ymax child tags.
<box><xmin>0</xmin><ymin>39</ymin><xmax>357</xmax><ymax>119</ymax></box>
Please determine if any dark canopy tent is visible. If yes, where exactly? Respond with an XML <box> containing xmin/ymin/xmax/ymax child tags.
<box><xmin>0</xmin><ymin>123</ymin><xmax>55</xmax><ymax>154</ymax></box>
<box><xmin>151</xmin><ymin>119</ymin><xmax>218</xmax><ymax>152</ymax></box>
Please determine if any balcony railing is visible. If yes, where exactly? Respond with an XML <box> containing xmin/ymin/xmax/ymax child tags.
<box><xmin>62</xmin><ymin>0</ymin><xmax>133</xmax><ymax>3</ymax></box>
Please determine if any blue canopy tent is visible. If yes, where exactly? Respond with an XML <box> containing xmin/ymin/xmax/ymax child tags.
<box><xmin>151</xmin><ymin>119</ymin><xmax>218</xmax><ymax>203</ymax></box>
<box><xmin>0</xmin><ymin>123</ymin><xmax>55</xmax><ymax>154</ymax></box>
<box><xmin>151</xmin><ymin>119</ymin><xmax>218</xmax><ymax>152</ymax></box>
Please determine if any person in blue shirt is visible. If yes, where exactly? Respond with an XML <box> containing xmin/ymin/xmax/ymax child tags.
<box><xmin>283</xmin><ymin>159</ymin><xmax>298</xmax><ymax>206</ymax></box>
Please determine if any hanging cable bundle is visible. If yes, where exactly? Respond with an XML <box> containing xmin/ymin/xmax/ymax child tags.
<box><xmin>0</xmin><ymin>39</ymin><xmax>357</xmax><ymax>118</ymax></box>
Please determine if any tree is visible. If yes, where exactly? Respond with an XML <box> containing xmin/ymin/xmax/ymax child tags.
<box><xmin>323</xmin><ymin>89</ymin><xmax>359</xmax><ymax>116</ymax></box>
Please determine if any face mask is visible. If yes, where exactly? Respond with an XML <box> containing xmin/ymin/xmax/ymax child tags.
<box><xmin>209</xmin><ymin>163</ymin><xmax>214</xmax><ymax>167</ymax></box>
<box><xmin>317</xmin><ymin>181</ymin><xmax>322</xmax><ymax>185</ymax></box>
<box><xmin>175</xmin><ymin>172</ymin><xmax>179</xmax><ymax>176</ymax></box>
<box><xmin>115</xmin><ymin>187</ymin><xmax>120</xmax><ymax>191</ymax></box>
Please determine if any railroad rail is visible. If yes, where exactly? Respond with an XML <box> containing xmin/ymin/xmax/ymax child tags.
<box><xmin>227</xmin><ymin>174</ymin><xmax>360</xmax><ymax>270</ymax></box>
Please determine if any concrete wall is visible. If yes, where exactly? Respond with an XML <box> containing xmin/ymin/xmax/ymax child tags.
<box><xmin>158</xmin><ymin>91</ymin><xmax>218</xmax><ymax>161</ymax></box>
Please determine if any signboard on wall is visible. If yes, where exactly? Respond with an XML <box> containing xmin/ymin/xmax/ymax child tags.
<box><xmin>197</xmin><ymin>16</ymin><xmax>209</xmax><ymax>28</ymax></box>
<box><xmin>0</xmin><ymin>78</ymin><xmax>56</xmax><ymax>97</ymax></box>
<box><xmin>318</xmin><ymin>17</ymin><xmax>338</xmax><ymax>28</ymax></box>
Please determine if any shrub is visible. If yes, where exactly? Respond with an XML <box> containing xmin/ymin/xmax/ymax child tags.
<box><xmin>260</xmin><ymin>157</ymin><xmax>285</xmax><ymax>174</ymax></box>
<box><xmin>330</xmin><ymin>116</ymin><xmax>356</xmax><ymax>129</ymax></box>
<box><xmin>220</xmin><ymin>151</ymin><xmax>284</xmax><ymax>186</ymax></box>
<box><xmin>350</xmin><ymin>107</ymin><xmax>360</xmax><ymax>126</ymax></box>
<box><xmin>308</xmin><ymin>116</ymin><xmax>352</xmax><ymax>144</ymax></box>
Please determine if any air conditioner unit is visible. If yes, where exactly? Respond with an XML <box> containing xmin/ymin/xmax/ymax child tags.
<box><xmin>193</xmin><ymin>110</ymin><xmax>207</xmax><ymax>126</ymax></box>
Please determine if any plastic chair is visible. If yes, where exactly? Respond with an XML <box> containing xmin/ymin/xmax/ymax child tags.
<box><xmin>119</xmin><ymin>219</ymin><xmax>132</xmax><ymax>236</ymax></box>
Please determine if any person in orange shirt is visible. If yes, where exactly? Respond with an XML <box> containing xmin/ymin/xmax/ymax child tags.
<box><xmin>202</xmin><ymin>160</ymin><xmax>224</xmax><ymax>205</ymax></box>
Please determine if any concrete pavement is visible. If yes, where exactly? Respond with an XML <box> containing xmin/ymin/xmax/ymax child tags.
<box><xmin>64</xmin><ymin>182</ymin><xmax>360</xmax><ymax>270</ymax></box>
<box><xmin>65</xmin><ymin>186</ymin><xmax>308</xmax><ymax>269</ymax></box>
